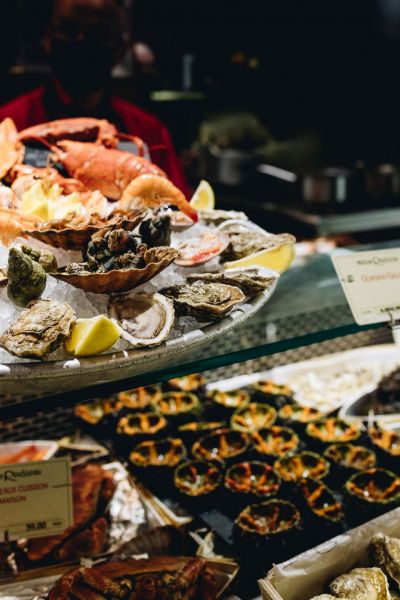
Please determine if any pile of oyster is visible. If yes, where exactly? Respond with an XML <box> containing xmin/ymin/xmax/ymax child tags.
<box><xmin>0</xmin><ymin>208</ymin><xmax>283</xmax><ymax>361</ymax></box>
<box><xmin>310</xmin><ymin>533</ymin><xmax>400</xmax><ymax>600</ymax></box>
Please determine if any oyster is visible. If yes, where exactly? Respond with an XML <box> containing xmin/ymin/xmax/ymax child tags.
<box><xmin>0</xmin><ymin>299</ymin><xmax>75</xmax><ymax>359</ymax></box>
<box><xmin>200</xmin><ymin>209</ymin><xmax>248</xmax><ymax>224</ymax></box>
<box><xmin>175</xmin><ymin>232</ymin><xmax>229</xmax><ymax>266</ymax></box>
<box><xmin>55</xmin><ymin>246</ymin><xmax>178</xmax><ymax>294</ymax></box>
<box><xmin>187</xmin><ymin>269</ymin><xmax>276</xmax><ymax>297</ymax></box>
<box><xmin>370</xmin><ymin>534</ymin><xmax>400</xmax><ymax>589</ymax></box>
<box><xmin>219</xmin><ymin>219</ymin><xmax>296</xmax><ymax>262</ymax></box>
<box><xmin>330</xmin><ymin>567</ymin><xmax>391</xmax><ymax>600</ymax></box>
<box><xmin>139</xmin><ymin>214</ymin><xmax>171</xmax><ymax>247</ymax></box>
<box><xmin>108</xmin><ymin>292</ymin><xmax>174</xmax><ymax>347</ymax></box>
<box><xmin>20</xmin><ymin>244</ymin><xmax>57</xmax><ymax>273</ymax></box>
<box><xmin>162</xmin><ymin>281</ymin><xmax>245</xmax><ymax>322</ymax></box>
<box><xmin>7</xmin><ymin>246</ymin><xmax>47</xmax><ymax>307</ymax></box>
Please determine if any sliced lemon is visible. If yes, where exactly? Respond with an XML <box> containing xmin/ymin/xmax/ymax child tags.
<box><xmin>65</xmin><ymin>315</ymin><xmax>120</xmax><ymax>357</ymax></box>
<box><xmin>190</xmin><ymin>179</ymin><xmax>215</xmax><ymax>211</ymax></box>
<box><xmin>224</xmin><ymin>241</ymin><xmax>296</xmax><ymax>273</ymax></box>
<box><xmin>21</xmin><ymin>181</ymin><xmax>50</xmax><ymax>220</ymax></box>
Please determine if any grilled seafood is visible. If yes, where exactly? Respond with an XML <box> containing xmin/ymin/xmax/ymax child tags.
<box><xmin>0</xmin><ymin>299</ymin><xmax>75</xmax><ymax>360</ymax></box>
<box><xmin>7</xmin><ymin>246</ymin><xmax>47</xmax><ymax>307</ymax></box>
<box><xmin>0</xmin><ymin>117</ymin><xmax>24</xmax><ymax>179</ymax></box>
<box><xmin>329</xmin><ymin>567</ymin><xmax>391</xmax><ymax>600</ymax></box>
<box><xmin>370</xmin><ymin>534</ymin><xmax>400</xmax><ymax>589</ymax></box>
<box><xmin>47</xmin><ymin>556</ymin><xmax>217</xmax><ymax>600</ymax></box>
<box><xmin>174</xmin><ymin>461</ymin><xmax>222</xmax><ymax>497</ymax></box>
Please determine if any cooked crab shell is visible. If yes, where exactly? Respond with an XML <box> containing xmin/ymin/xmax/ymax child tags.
<box><xmin>370</xmin><ymin>534</ymin><xmax>400</xmax><ymax>589</ymax></box>
<box><xmin>108</xmin><ymin>292</ymin><xmax>175</xmax><ymax>347</ymax></box>
<box><xmin>55</xmin><ymin>247</ymin><xmax>178</xmax><ymax>294</ymax></box>
<box><xmin>175</xmin><ymin>231</ymin><xmax>229</xmax><ymax>266</ymax></box>
<box><xmin>162</xmin><ymin>280</ymin><xmax>245</xmax><ymax>322</ymax></box>
<box><xmin>330</xmin><ymin>567</ymin><xmax>391</xmax><ymax>600</ymax></box>
<box><xmin>26</xmin><ymin>211</ymin><xmax>145</xmax><ymax>250</ymax></box>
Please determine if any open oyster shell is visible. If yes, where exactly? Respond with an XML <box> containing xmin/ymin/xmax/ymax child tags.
<box><xmin>162</xmin><ymin>280</ymin><xmax>245</xmax><ymax>321</ymax></box>
<box><xmin>187</xmin><ymin>268</ymin><xmax>276</xmax><ymax>297</ymax></box>
<box><xmin>330</xmin><ymin>567</ymin><xmax>391</xmax><ymax>600</ymax></box>
<box><xmin>0</xmin><ymin>299</ymin><xmax>75</xmax><ymax>360</ymax></box>
<box><xmin>26</xmin><ymin>210</ymin><xmax>145</xmax><ymax>250</ymax></box>
<box><xmin>108</xmin><ymin>292</ymin><xmax>174</xmax><ymax>347</ymax></box>
<box><xmin>370</xmin><ymin>534</ymin><xmax>400</xmax><ymax>589</ymax></box>
<box><xmin>55</xmin><ymin>247</ymin><xmax>178</xmax><ymax>294</ymax></box>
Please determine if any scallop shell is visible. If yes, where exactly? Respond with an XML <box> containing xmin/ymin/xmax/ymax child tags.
<box><xmin>108</xmin><ymin>292</ymin><xmax>175</xmax><ymax>347</ymax></box>
<box><xmin>25</xmin><ymin>211</ymin><xmax>145</xmax><ymax>250</ymax></box>
<box><xmin>54</xmin><ymin>247</ymin><xmax>178</xmax><ymax>294</ymax></box>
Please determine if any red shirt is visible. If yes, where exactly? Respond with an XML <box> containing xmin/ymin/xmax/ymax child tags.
<box><xmin>0</xmin><ymin>86</ymin><xmax>190</xmax><ymax>197</ymax></box>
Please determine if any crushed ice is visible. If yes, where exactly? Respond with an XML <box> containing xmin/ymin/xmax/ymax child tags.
<box><xmin>0</xmin><ymin>218</ymin><xmax>248</xmax><ymax>364</ymax></box>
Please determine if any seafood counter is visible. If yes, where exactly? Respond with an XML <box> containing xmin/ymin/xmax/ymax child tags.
<box><xmin>0</xmin><ymin>117</ymin><xmax>294</xmax><ymax>393</ymax></box>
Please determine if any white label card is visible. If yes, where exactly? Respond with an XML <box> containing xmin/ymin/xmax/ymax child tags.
<box><xmin>0</xmin><ymin>458</ymin><xmax>73</xmax><ymax>541</ymax></box>
<box><xmin>332</xmin><ymin>248</ymin><xmax>400</xmax><ymax>325</ymax></box>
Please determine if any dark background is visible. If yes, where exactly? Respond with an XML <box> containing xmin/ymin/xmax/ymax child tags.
<box><xmin>1</xmin><ymin>0</ymin><xmax>400</xmax><ymax>165</ymax></box>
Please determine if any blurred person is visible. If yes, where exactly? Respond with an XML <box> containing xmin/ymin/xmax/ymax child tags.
<box><xmin>0</xmin><ymin>0</ymin><xmax>190</xmax><ymax>195</ymax></box>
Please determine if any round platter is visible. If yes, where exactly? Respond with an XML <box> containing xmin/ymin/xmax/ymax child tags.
<box><xmin>0</xmin><ymin>278</ymin><xmax>277</xmax><ymax>397</ymax></box>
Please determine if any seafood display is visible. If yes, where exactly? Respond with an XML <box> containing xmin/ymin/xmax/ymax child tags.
<box><xmin>70</xmin><ymin>370</ymin><xmax>400</xmax><ymax>581</ymax></box>
<box><xmin>0</xmin><ymin>117</ymin><xmax>292</xmax><ymax>365</ymax></box>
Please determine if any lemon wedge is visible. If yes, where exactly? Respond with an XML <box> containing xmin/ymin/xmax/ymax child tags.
<box><xmin>224</xmin><ymin>241</ymin><xmax>296</xmax><ymax>273</ymax></box>
<box><xmin>21</xmin><ymin>181</ymin><xmax>50</xmax><ymax>220</ymax></box>
<box><xmin>190</xmin><ymin>179</ymin><xmax>215</xmax><ymax>211</ymax></box>
<box><xmin>65</xmin><ymin>315</ymin><xmax>120</xmax><ymax>357</ymax></box>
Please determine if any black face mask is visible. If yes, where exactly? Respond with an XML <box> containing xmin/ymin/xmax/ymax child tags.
<box><xmin>49</xmin><ymin>39</ymin><xmax>116</xmax><ymax>96</ymax></box>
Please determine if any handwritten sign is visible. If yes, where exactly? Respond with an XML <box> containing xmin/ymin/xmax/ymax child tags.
<box><xmin>332</xmin><ymin>248</ymin><xmax>400</xmax><ymax>325</ymax></box>
<box><xmin>0</xmin><ymin>458</ymin><xmax>73</xmax><ymax>541</ymax></box>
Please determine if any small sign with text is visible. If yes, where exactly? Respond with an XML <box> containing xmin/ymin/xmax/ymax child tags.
<box><xmin>332</xmin><ymin>248</ymin><xmax>400</xmax><ymax>325</ymax></box>
<box><xmin>0</xmin><ymin>458</ymin><xmax>73</xmax><ymax>541</ymax></box>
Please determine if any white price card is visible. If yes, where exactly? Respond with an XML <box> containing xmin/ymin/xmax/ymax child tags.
<box><xmin>332</xmin><ymin>248</ymin><xmax>400</xmax><ymax>325</ymax></box>
<box><xmin>0</xmin><ymin>458</ymin><xmax>73</xmax><ymax>541</ymax></box>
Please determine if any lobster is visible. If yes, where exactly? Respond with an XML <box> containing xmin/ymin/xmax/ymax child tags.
<box><xmin>18</xmin><ymin>116</ymin><xmax>146</xmax><ymax>156</ymax></box>
<box><xmin>48</xmin><ymin>140</ymin><xmax>198</xmax><ymax>221</ymax></box>
<box><xmin>0</xmin><ymin>118</ymin><xmax>24</xmax><ymax>179</ymax></box>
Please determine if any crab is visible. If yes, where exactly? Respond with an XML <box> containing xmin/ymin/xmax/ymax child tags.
<box><xmin>48</xmin><ymin>556</ymin><xmax>217</xmax><ymax>600</ymax></box>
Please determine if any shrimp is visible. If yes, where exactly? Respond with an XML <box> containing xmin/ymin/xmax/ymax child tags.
<box><xmin>118</xmin><ymin>174</ymin><xmax>198</xmax><ymax>222</ymax></box>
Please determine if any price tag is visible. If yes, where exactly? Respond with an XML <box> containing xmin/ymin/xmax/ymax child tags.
<box><xmin>0</xmin><ymin>458</ymin><xmax>73</xmax><ymax>541</ymax></box>
<box><xmin>332</xmin><ymin>248</ymin><xmax>400</xmax><ymax>325</ymax></box>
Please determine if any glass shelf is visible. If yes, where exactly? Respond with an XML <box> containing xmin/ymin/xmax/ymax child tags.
<box><xmin>1</xmin><ymin>239</ymin><xmax>396</xmax><ymax>420</ymax></box>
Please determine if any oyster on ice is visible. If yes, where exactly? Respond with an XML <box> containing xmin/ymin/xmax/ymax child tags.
<box><xmin>162</xmin><ymin>280</ymin><xmax>245</xmax><ymax>322</ymax></box>
<box><xmin>187</xmin><ymin>269</ymin><xmax>276</xmax><ymax>297</ymax></box>
<box><xmin>370</xmin><ymin>534</ymin><xmax>400</xmax><ymax>589</ymax></box>
<box><xmin>108</xmin><ymin>292</ymin><xmax>174</xmax><ymax>347</ymax></box>
<box><xmin>0</xmin><ymin>299</ymin><xmax>76</xmax><ymax>359</ymax></box>
<box><xmin>330</xmin><ymin>567</ymin><xmax>391</xmax><ymax>600</ymax></box>
<box><xmin>7</xmin><ymin>246</ymin><xmax>47</xmax><ymax>307</ymax></box>
<box><xmin>221</xmin><ymin>230</ymin><xmax>296</xmax><ymax>262</ymax></box>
